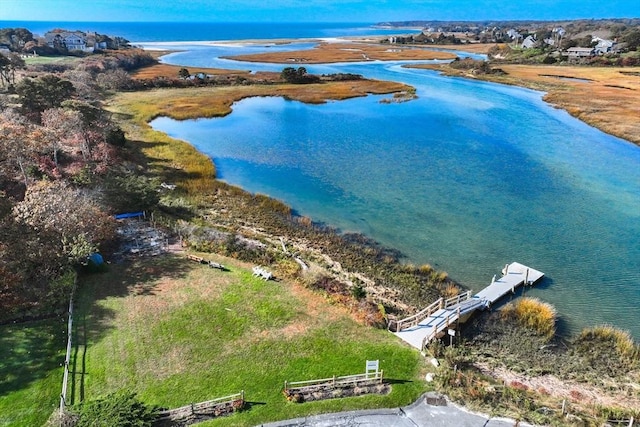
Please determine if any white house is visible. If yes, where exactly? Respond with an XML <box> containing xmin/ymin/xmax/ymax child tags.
<box><xmin>45</xmin><ymin>31</ymin><xmax>88</xmax><ymax>51</ymax></box>
<box><xmin>507</xmin><ymin>29</ymin><xmax>521</xmax><ymax>40</ymax></box>
<box><xmin>521</xmin><ymin>35</ymin><xmax>537</xmax><ymax>49</ymax></box>
<box><xmin>592</xmin><ymin>37</ymin><xmax>617</xmax><ymax>54</ymax></box>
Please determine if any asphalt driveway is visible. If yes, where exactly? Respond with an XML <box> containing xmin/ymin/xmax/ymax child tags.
<box><xmin>260</xmin><ymin>392</ymin><xmax>531</xmax><ymax>427</ymax></box>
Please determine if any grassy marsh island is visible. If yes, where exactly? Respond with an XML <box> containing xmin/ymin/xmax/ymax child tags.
<box><xmin>222</xmin><ymin>41</ymin><xmax>457</xmax><ymax>63</ymax></box>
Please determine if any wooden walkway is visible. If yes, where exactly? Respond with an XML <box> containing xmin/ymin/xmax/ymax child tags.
<box><xmin>391</xmin><ymin>262</ymin><xmax>544</xmax><ymax>350</ymax></box>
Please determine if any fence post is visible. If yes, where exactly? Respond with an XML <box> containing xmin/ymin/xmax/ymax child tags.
<box><xmin>333</xmin><ymin>375</ymin><xmax>336</xmax><ymax>386</ymax></box>
<box><xmin>284</xmin><ymin>380</ymin><xmax>287</xmax><ymax>391</ymax></box>
<box><xmin>628</xmin><ymin>416</ymin><xmax>633</xmax><ymax>427</ymax></box>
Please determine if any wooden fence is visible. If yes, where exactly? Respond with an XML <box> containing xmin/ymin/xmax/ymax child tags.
<box><xmin>59</xmin><ymin>276</ymin><xmax>77</xmax><ymax>414</ymax></box>
<box><xmin>284</xmin><ymin>371</ymin><xmax>384</xmax><ymax>393</ymax></box>
<box><xmin>155</xmin><ymin>391</ymin><xmax>244</xmax><ymax>423</ymax></box>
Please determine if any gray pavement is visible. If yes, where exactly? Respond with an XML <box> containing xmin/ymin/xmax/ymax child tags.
<box><xmin>261</xmin><ymin>393</ymin><xmax>531</xmax><ymax>427</ymax></box>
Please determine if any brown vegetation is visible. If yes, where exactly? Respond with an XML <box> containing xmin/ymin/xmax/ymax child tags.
<box><xmin>224</xmin><ymin>41</ymin><xmax>456</xmax><ymax>64</ymax></box>
<box><xmin>131</xmin><ymin>63</ymin><xmax>252</xmax><ymax>79</ymax></box>
<box><xmin>113</xmin><ymin>79</ymin><xmax>413</xmax><ymax>121</ymax></box>
<box><xmin>500</xmin><ymin>297</ymin><xmax>556</xmax><ymax>340</ymax></box>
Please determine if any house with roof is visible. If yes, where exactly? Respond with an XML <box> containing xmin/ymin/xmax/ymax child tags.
<box><xmin>521</xmin><ymin>35</ymin><xmax>537</xmax><ymax>49</ymax></box>
<box><xmin>592</xmin><ymin>37</ymin><xmax>617</xmax><ymax>55</ymax></box>
<box><xmin>45</xmin><ymin>31</ymin><xmax>88</xmax><ymax>51</ymax></box>
<box><xmin>506</xmin><ymin>29</ymin><xmax>521</xmax><ymax>40</ymax></box>
<box><xmin>567</xmin><ymin>47</ymin><xmax>595</xmax><ymax>60</ymax></box>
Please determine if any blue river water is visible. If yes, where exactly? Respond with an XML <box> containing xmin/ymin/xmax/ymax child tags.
<box><xmin>149</xmin><ymin>40</ymin><xmax>640</xmax><ymax>339</ymax></box>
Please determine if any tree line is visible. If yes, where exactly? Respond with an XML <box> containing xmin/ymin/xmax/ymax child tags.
<box><xmin>0</xmin><ymin>48</ymin><xmax>159</xmax><ymax>322</ymax></box>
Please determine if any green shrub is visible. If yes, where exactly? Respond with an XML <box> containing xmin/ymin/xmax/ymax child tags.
<box><xmin>351</xmin><ymin>283</ymin><xmax>366</xmax><ymax>300</ymax></box>
<box><xmin>74</xmin><ymin>391</ymin><xmax>158</xmax><ymax>427</ymax></box>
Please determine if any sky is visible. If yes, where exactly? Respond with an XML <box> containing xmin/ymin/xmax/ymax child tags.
<box><xmin>1</xmin><ymin>0</ymin><xmax>638</xmax><ymax>23</ymax></box>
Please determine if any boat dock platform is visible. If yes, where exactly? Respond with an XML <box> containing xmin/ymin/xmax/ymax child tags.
<box><xmin>391</xmin><ymin>262</ymin><xmax>544</xmax><ymax>350</ymax></box>
<box><xmin>475</xmin><ymin>262</ymin><xmax>544</xmax><ymax>307</ymax></box>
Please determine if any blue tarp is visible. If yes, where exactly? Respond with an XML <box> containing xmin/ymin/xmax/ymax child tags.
<box><xmin>88</xmin><ymin>253</ymin><xmax>104</xmax><ymax>265</ymax></box>
<box><xmin>114</xmin><ymin>212</ymin><xmax>144</xmax><ymax>220</ymax></box>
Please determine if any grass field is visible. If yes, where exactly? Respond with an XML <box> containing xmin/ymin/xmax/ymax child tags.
<box><xmin>70</xmin><ymin>253</ymin><xmax>429</xmax><ymax>426</ymax></box>
<box><xmin>24</xmin><ymin>56</ymin><xmax>84</xmax><ymax>66</ymax></box>
<box><xmin>0</xmin><ymin>319</ymin><xmax>66</xmax><ymax>426</ymax></box>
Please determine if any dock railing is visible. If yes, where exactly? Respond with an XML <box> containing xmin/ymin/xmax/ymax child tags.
<box><xmin>421</xmin><ymin>305</ymin><xmax>462</xmax><ymax>350</ymax></box>
<box><xmin>443</xmin><ymin>291</ymin><xmax>472</xmax><ymax>309</ymax></box>
<box><xmin>390</xmin><ymin>298</ymin><xmax>443</xmax><ymax>332</ymax></box>
<box><xmin>390</xmin><ymin>290</ymin><xmax>473</xmax><ymax>333</ymax></box>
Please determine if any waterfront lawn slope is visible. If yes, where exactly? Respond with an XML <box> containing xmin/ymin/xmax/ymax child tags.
<box><xmin>72</xmin><ymin>255</ymin><xmax>428</xmax><ymax>426</ymax></box>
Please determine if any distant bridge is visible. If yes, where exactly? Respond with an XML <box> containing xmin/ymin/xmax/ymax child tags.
<box><xmin>389</xmin><ymin>262</ymin><xmax>544</xmax><ymax>350</ymax></box>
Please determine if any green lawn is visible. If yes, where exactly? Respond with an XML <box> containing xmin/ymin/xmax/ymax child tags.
<box><xmin>0</xmin><ymin>319</ymin><xmax>66</xmax><ymax>426</ymax></box>
<box><xmin>24</xmin><ymin>56</ymin><xmax>83</xmax><ymax>66</ymax></box>
<box><xmin>72</xmin><ymin>253</ymin><xmax>429</xmax><ymax>426</ymax></box>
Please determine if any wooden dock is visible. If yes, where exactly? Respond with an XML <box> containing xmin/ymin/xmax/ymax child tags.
<box><xmin>391</xmin><ymin>262</ymin><xmax>544</xmax><ymax>350</ymax></box>
<box><xmin>475</xmin><ymin>262</ymin><xmax>544</xmax><ymax>307</ymax></box>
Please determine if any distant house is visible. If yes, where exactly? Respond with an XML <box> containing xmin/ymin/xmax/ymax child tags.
<box><xmin>521</xmin><ymin>35</ymin><xmax>537</xmax><ymax>49</ymax></box>
<box><xmin>592</xmin><ymin>37</ymin><xmax>617</xmax><ymax>55</ymax></box>
<box><xmin>567</xmin><ymin>47</ymin><xmax>595</xmax><ymax>59</ymax></box>
<box><xmin>506</xmin><ymin>29</ymin><xmax>521</xmax><ymax>40</ymax></box>
<box><xmin>45</xmin><ymin>31</ymin><xmax>88</xmax><ymax>51</ymax></box>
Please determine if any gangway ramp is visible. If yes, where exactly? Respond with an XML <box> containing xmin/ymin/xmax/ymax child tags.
<box><xmin>390</xmin><ymin>291</ymin><xmax>485</xmax><ymax>350</ymax></box>
<box><xmin>390</xmin><ymin>262</ymin><xmax>544</xmax><ymax>351</ymax></box>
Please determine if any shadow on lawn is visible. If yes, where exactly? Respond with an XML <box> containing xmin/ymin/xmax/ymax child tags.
<box><xmin>69</xmin><ymin>253</ymin><xmax>195</xmax><ymax>404</ymax></box>
<box><xmin>0</xmin><ymin>318</ymin><xmax>66</xmax><ymax>398</ymax></box>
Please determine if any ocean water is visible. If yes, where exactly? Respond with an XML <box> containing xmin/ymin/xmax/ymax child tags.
<box><xmin>0</xmin><ymin>21</ymin><xmax>406</xmax><ymax>43</ymax></box>
<box><xmin>150</xmin><ymin>44</ymin><xmax>640</xmax><ymax>339</ymax></box>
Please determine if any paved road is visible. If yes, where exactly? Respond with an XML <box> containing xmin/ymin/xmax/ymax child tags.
<box><xmin>261</xmin><ymin>393</ymin><xmax>531</xmax><ymax>427</ymax></box>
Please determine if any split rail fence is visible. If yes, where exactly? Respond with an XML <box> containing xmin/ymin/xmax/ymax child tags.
<box><xmin>284</xmin><ymin>371</ymin><xmax>384</xmax><ymax>393</ymax></box>
<box><xmin>155</xmin><ymin>391</ymin><xmax>244</xmax><ymax>423</ymax></box>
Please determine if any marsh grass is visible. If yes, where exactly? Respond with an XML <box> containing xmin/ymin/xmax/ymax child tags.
<box><xmin>108</xmin><ymin>80</ymin><xmax>411</xmax><ymax>199</ymax></box>
<box><xmin>577</xmin><ymin>325</ymin><xmax>639</xmax><ymax>363</ymax></box>
<box><xmin>501</xmin><ymin>297</ymin><xmax>556</xmax><ymax>340</ymax></box>
<box><xmin>225</xmin><ymin>42</ymin><xmax>457</xmax><ymax>64</ymax></box>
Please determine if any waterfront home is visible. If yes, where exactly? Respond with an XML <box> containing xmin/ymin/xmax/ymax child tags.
<box><xmin>567</xmin><ymin>46</ymin><xmax>595</xmax><ymax>60</ymax></box>
<box><xmin>45</xmin><ymin>31</ymin><xmax>88</xmax><ymax>51</ymax></box>
<box><xmin>592</xmin><ymin>37</ymin><xmax>617</xmax><ymax>54</ymax></box>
